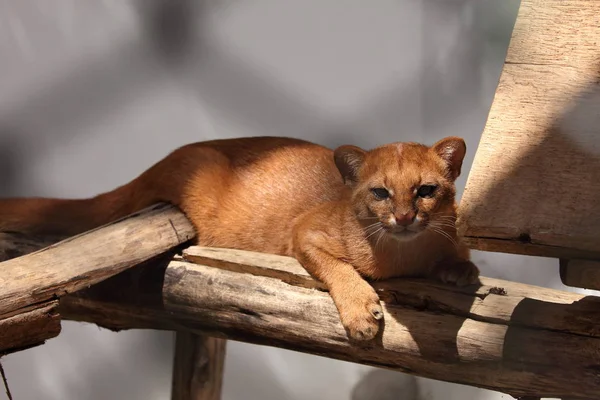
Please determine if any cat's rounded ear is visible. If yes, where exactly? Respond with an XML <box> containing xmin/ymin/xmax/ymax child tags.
<box><xmin>432</xmin><ymin>137</ymin><xmax>466</xmax><ymax>181</ymax></box>
<box><xmin>334</xmin><ymin>145</ymin><xmax>366</xmax><ymax>186</ymax></box>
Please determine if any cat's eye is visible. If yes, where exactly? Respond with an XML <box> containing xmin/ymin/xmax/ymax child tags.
<box><xmin>371</xmin><ymin>187</ymin><xmax>390</xmax><ymax>200</ymax></box>
<box><xmin>417</xmin><ymin>184</ymin><xmax>437</xmax><ymax>198</ymax></box>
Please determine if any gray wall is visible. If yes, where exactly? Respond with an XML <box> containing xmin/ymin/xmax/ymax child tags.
<box><xmin>1</xmin><ymin>1</ymin><xmax>582</xmax><ymax>399</ymax></box>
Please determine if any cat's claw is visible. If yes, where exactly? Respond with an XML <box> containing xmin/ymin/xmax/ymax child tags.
<box><xmin>433</xmin><ymin>260</ymin><xmax>480</xmax><ymax>287</ymax></box>
<box><xmin>335</xmin><ymin>284</ymin><xmax>383</xmax><ymax>341</ymax></box>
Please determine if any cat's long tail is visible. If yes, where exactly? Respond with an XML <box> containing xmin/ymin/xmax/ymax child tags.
<box><xmin>0</xmin><ymin>180</ymin><xmax>156</xmax><ymax>238</ymax></box>
<box><xmin>0</xmin><ymin>145</ymin><xmax>195</xmax><ymax>238</ymax></box>
<box><xmin>0</xmin><ymin>140</ymin><xmax>233</xmax><ymax>239</ymax></box>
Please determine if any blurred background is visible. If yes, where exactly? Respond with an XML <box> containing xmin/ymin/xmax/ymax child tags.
<box><xmin>1</xmin><ymin>1</ymin><xmax>590</xmax><ymax>399</ymax></box>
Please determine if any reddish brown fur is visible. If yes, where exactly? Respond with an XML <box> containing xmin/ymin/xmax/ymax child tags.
<box><xmin>0</xmin><ymin>136</ymin><xmax>478</xmax><ymax>340</ymax></box>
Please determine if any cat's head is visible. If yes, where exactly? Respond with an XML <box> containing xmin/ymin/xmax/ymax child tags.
<box><xmin>333</xmin><ymin>137</ymin><xmax>466</xmax><ymax>242</ymax></box>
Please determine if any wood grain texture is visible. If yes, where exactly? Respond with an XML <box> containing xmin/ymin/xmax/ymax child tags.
<box><xmin>459</xmin><ymin>0</ymin><xmax>600</xmax><ymax>259</ymax></box>
<box><xmin>0</xmin><ymin>232</ymin><xmax>64</xmax><ymax>263</ymax></box>
<box><xmin>57</xmin><ymin>246</ymin><xmax>600</xmax><ymax>399</ymax></box>
<box><xmin>560</xmin><ymin>258</ymin><xmax>600</xmax><ymax>290</ymax></box>
<box><xmin>182</xmin><ymin>246</ymin><xmax>324</xmax><ymax>289</ymax></box>
<box><xmin>0</xmin><ymin>203</ymin><xmax>195</xmax><ymax>354</ymax></box>
<box><xmin>0</xmin><ymin>231</ymin><xmax>65</xmax><ymax>355</ymax></box>
<box><xmin>164</xmin><ymin>257</ymin><xmax>600</xmax><ymax>399</ymax></box>
<box><xmin>0</xmin><ymin>302</ymin><xmax>61</xmax><ymax>355</ymax></box>
<box><xmin>171</xmin><ymin>332</ymin><xmax>226</xmax><ymax>400</ymax></box>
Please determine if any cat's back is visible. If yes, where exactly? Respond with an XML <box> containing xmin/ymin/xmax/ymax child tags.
<box><xmin>175</xmin><ymin>137</ymin><xmax>348</xmax><ymax>254</ymax></box>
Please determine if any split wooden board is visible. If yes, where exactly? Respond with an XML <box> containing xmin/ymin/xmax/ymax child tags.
<box><xmin>459</xmin><ymin>0</ymin><xmax>600</xmax><ymax>261</ymax></box>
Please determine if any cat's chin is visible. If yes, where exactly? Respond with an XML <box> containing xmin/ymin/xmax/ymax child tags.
<box><xmin>387</xmin><ymin>229</ymin><xmax>422</xmax><ymax>242</ymax></box>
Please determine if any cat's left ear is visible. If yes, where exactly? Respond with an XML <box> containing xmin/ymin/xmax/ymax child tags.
<box><xmin>334</xmin><ymin>145</ymin><xmax>366</xmax><ymax>186</ymax></box>
<box><xmin>432</xmin><ymin>136</ymin><xmax>466</xmax><ymax>181</ymax></box>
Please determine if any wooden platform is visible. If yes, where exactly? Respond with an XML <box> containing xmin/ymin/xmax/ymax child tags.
<box><xmin>1</xmin><ymin>205</ymin><xmax>599</xmax><ymax>399</ymax></box>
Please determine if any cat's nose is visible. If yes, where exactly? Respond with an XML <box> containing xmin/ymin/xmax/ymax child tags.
<box><xmin>395</xmin><ymin>211</ymin><xmax>416</xmax><ymax>226</ymax></box>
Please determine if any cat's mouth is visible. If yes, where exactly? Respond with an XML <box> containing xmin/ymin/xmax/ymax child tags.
<box><xmin>384</xmin><ymin>226</ymin><xmax>422</xmax><ymax>240</ymax></box>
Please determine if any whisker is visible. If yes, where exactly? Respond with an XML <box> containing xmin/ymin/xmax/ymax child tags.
<box><xmin>430</xmin><ymin>220</ymin><xmax>457</xmax><ymax>225</ymax></box>
<box><xmin>430</xmin><ymin>214</ymin><xmax>457</xmax><ymax>220</ymax></box>
<box><xmin>428</xmin><ymin>226</ymin><xmax>458</xmax><ymax>248</ymax></box>
<box><xmin>430</xmin><ymin>229</ymin><xmax>455</xmax><ymax>246</ymax></box>
<box><xmin>364</xmin><ymin>222</ymin><xmax>382</xmax><ymax>234</ymax></box>
<box><xmin>429</xmin><ymin>220</ymin><xmax>457</xmax><ymax>226</ymax></box>
<box><xmin>365</xmin><ymin>226</ymin><xmax>383</xmax><ymax>241</ymax></box>
<box><xmin>438</xmin><ymin>232</ymin><xmax>457</xmax><ymax>248</ymax></box>
<box><xmin>429</xmin><ymin>222</ymin><xmax>457</xmax><ymax>229</ymax></box>
<box><xmin>365</xmin><ymin>228</ymin><xmax>381</xmax><ymax>238</ymax></box>
<box><xmin>429</xmin><ymin>224</ymin><xmax>453</xmax><ymax>233</ymax></box>
<box><xmin>375</xmin><ymin>229</ymin><xmax>385</xmax><ymax>249</ymax></box>
<box><xmin>364</xmin><ymin>222</ymin><xmax>381</xmax><ymax>229</ymax></box>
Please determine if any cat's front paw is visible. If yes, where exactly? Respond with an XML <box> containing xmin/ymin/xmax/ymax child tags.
<box><xmin>432</xmin><ymin>259</ymin><xmax>480</xmax><ymax>286</ymax></box>
<box><xmin>333</xmin><ymin>282</ymin><xmax>383</xmax><ymax>341</ymax></box>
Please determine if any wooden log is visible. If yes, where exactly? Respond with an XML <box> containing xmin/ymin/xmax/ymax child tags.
<box><xmin>171</xmin><ymin>332</ymin><xmax>226</xmax><ymax>400</ymax></box>
<box><xmin>560</xmin><ymin>259</ymin><xmax>600</xmax><ymax>291</ymax></box>
<box><xmin>458</xmin><ymin>0</ymin><xmax>600</xmax><ymax>259</ymax></box>
<box><xmin>58</xmin><ymin>246</ymin><xmax>600</xmax><ymax>399</ymax></box>
<box><xmin>0</xmin><ymin>203</ymin><xmax>195</xmax><ymax>355</ymax></box>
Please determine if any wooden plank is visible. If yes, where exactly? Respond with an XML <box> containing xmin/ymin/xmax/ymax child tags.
<box><xmin>182</xmin><ymin>246</ymin><xmax>324</xmax><ymax>289</ymax></box>
<box><xmin>182</xmin><ymin>247</ymin><xmax>600</xmax><ymax>338</ymax></box>
<box><xmin>171</xmin><ymin>332</ymin><xmax>226</xmax><ymax>400</ymax></box>
<box><xmin>0</xmin><ymin>302</ymin><xmax>61</xmax><ymax>355</ymax></box>
<box><xmin>0</xmin><ymin>203</ymin><xmax>194</xmax><ymax>316</ymax></box>
<box><xmin>0</xmin><ymin>203</ymin><xmax>195</xmax><ymax>353</ymax></box>
<box><xmin>57</xmin><ymin>246</ymin><xmax>600</xmax><ymax>399</ymax></box>
<box><xmin>459</xmin><ymin>0</ymin><xmax>600</xmax><ymax>259</ymax></box>
<box><xmin>560</xmin><ymin>259</ymin><xmax>600</xmax><ymax>290</ymax></box>
<box><xmin>462</xmin><ymin>236</ymin><xmax>600</xmax><ymax>260</ymax></box>
<box><xmin>0</xmin><ymin>232</ymin><xmax>64</xmax><ymax>263</ymax></box>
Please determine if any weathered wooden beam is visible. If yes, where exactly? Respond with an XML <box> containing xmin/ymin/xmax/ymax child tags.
<box><xmin>560</xmin><ymin>259</ymin><xmax>600</xmax><ymax>291</ymax></box>
<box><xmin>0</xmin><ymin>232</ymin><xmax>64</xmax><ymax>263</ymax></box>
<box><xmin>171</xmin><ymin>332</ymin><xmax>226</xmax><ymax>400</ymax></box>
<box><xmin>0</xmin><ymin>203</ymin><xmax>195</xmax><ymax>354</ymax></box>
<box><xmin>58</xmin><ymin>246</ymin><xmax>600</xmax><ymax>399</ymax></box>
<box><xmin>459</xmin><ymin>0</ymin><xmax>600</xmax><ymax>260</ymax></box>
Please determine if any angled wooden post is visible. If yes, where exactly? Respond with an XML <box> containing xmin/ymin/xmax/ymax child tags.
<box><xmin>458</xmin><ymin>0</ymin><xmax>600</xmax><ymax>264</ymax></box>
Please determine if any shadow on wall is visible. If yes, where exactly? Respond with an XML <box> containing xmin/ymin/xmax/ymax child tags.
<box><xmin>0</xmin><ymin>0</ymin><xmax>404</xmax><ymax>168</ymax></box>
<box><xmin>0</xmin><ymin>131</ymin><xmax>25</xmax><ymax>197</ymax></box>
<box><xmin>133</xmin><ymin>1</ymin><xmax>504</xmax><ymax>150</ymax></box>
<box><xmin>0</xmin><ymin>0</ymin><xmax>508</xmax><ymax>199</ymax></box>
<box><xmin>134</xmin><ymin>0</ymin><xmax>201</xmax><ymax>62</ymax></box>
<box><xmin>0</xmin><ymin>0</ymin><xmax>206</xmax><ymax>158</ymax></box>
